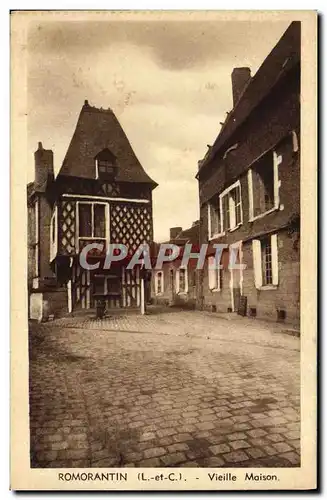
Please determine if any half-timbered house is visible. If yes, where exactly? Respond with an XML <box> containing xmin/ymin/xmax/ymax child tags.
<box><xmin>27</xmin><ymin>100</ymin><xmax>157</xmax><ymax>320</ymax></box>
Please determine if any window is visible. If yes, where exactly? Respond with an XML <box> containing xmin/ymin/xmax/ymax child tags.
<box><xmin>208</xmin><ymin>197</ymin><xmax>220</xmax><ymax>239</ymax></box>
<box><xmin>98</xmin><ymin>160</ymin><xmax>115</xmax><ymax>177</ymax></box>
<box><xmin>176</xmin><ymin>267</ymin><xmax>188</xmax><ymax>293</ymax></box>
<box><xmin>220</xmin><ymin>181</ymin><xmax>242</xmax><ymax>231</ymax></box>
<box><xmin>248</xmin><ymin>150</ymin><xmax>281</xmax><ymax>220</ymax></box>
<box><xmin>78</xmin><ymin>202</ymin><xmax>107</xmax><ymax>244</ymax></box>
<box><xmin>34</xmin><ymin>198</ymin><xmax>39</xmax><ymax>277</ymax></box>
<box><xmin>95</xmin><ymin>148</ymin><xmax>117</xmax><ymax>180</ymax></box>
<box><xmin>252</xmin><ymin>234</ymin><xmax>278</xmax><ymax>289</ymax></box>
<box><xmin>50</xmin><ymin>205</ymin><xmax>58</xmax><ymax>262</ymax></box>
<box><xmin>155</xmin><ymin>271</ymin><xmax>164</xmax><ymax>295</ymax></box>
<box><xmin>262</xmin><ymin>238</ymin><xmax>273</xmax><ymax>285</ymax></box>
<box><xmin>208</xmin><ymin>256</ymin><xmax>223</xmax><ymax>291</ymax></box>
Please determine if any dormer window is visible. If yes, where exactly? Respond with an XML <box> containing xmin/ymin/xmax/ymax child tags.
<box><xmin>95</xmin><ymin>148</ymin><xmax>117</xmax><ymax>180</ymax></box>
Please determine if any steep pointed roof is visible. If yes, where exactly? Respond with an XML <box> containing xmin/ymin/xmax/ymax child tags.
<box><xmin>58</xmin><ymin>101</ymin><xmax>157</xmax><ymax>186</ymax></box>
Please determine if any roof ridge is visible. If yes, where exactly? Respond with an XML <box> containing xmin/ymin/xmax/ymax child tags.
<box><xmin>82</xmin><ymin>100</ymin><xmax>114</xmax><ymax>114</ymax></box>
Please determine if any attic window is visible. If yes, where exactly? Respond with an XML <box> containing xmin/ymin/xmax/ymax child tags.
<box><xmin>95</xmin><ymin>148</ymin><xmax>117</xmax><ymax>180</ymax></box>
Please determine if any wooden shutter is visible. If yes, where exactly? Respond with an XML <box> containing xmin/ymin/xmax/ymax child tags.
<box><xmin>175</xmin><ymin>269</ymin><xmax>179</xmax><ymax>293</ymax></box>
<box><xmin>208</xmin><ymin>256</ymin><xmax>217</xmax><ymax>290</ymax></box>
<box><xmin>248</xmin><ymin>169</ymin><xmax>254</xmax><ymax>220</ymax></box>
<box><xmin>273</xmin><ymin>151</ymin><xmax>281</xmax><ymax>208</ymax></box>
<box><xmin>271</xmin><ymin>234</ymin><xmax>279</xmax><ymax>286</ymax></box>
<box><xmin>252</xmin><ymin>239</ymin><xmax>262</xmax><ymax>289</ymax></box>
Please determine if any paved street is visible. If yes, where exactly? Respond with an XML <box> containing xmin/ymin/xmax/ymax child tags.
<box><xmin>29</xmin><ymin>308</ymin><xmax>300</xmax><ymax>468</ymax></box>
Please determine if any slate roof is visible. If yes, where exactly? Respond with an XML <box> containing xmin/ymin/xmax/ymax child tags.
<box><xmin>57</xmin><ymin>101</ymin><xmax>157</xmax><ymax>187</ymax></box>
<box><xmin>197</xmin><ymin>21</ymin><xmax>301</xmax><ymax>175</ymax></box>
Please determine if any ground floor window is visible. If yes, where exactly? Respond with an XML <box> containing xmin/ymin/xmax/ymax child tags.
<box><xmin>155</xmin><ymin>271</ymin><xmax>164</xmax><ymax>295</ymax></box>
<box><xmin>252</xmin><ymin>234</ymin><xmax>278</xmax><ymax>288</ymax></box>
<box><xmin>176</xmin><ymin>267</ymin><xmax>188</xmax><ymax>293</ymax></box>
<box><xmin>208</xmin><ymin>256</ymin><xmax>223</xmax><ymax>291</ymax></box>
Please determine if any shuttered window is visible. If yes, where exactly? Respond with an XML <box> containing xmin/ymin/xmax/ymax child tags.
<box><xmin>208</xmin><ymin>256</ymin><xmax>223</xmax><ymax>291</ymax></box>
<box><xmin>252</xmin><ymin>234</ymin><xmax>278</xmax><ymax>289</ymax></box>
<box><xmin>220</xmin><ymin>182</ymin><xmax>242</xmax><ymax>231</ymax></box>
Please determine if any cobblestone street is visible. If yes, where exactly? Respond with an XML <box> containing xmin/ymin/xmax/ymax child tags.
<box><xmin>29</xmin><ymin>308</ymin><xmax>300</xmax><ymax>468</ymax></box>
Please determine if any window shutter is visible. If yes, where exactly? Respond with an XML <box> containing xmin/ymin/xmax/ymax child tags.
<box><xmin>175</xmin><ymin>269</ymin><xmax>179</xmax><ymax>293</ymax></box>
<box><xmin>252</xmin><ymin>239</ymin><xmax>262</xmax><ymax>289</ymax></box>
<box><xmin>208</xmin><ymin>256</ymin><xmax>217</xmax><ymax>290</ymax></box>
<box><xmin>273</xmin><ymin>151</ymin><xmax>281</xmax><ymax>208</ymax></box>
<box><xmin>271</xmin><ymin>234</ymin><xmax>279</xmax><ymax>285</ymax></box>
<box><xmin>155</xmin><ymin>272</ymin><xmax>158</xmax><ymax>294</ymax></box>
<box><xmin>207</xmin><ymin>204</ymin><xmax>211</xmax><ymax>238</ymax></box>
<box><xmin>248</xmin><ymin>170</ymin><xmax>254</xmax><ymax>219</ymax></box>
<box><xmin>217</xmin><ymin>268</ymin><xmax>221</xmax><ymax>291</ymax></box>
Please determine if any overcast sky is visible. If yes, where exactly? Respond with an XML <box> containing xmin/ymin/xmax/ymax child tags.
<box><xmin>27</xmin><ymin>17</ymin><xmax>290</xmax><ymax>242</ymax></box>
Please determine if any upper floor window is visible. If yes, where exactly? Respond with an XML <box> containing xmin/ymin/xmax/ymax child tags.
<box><xmin>208</xmin><ymin>197</ymin><xmax>221</xmax><ymax>239</ymax></box>
<box><xmin>50</xmin><ymin>205</ymin><xmax>58</xmax><ymax>262</ymax></box>
<box><xmin>78</xmin><ymin>202</ymin><xmax>107</xmax><ymax>240</ymax></box>
<box><xmin>207</xmin><ymin>180</ymin><xmax>243</xmax><ymax>238</ymax></box>
<box><xmin>221</xmin><ymin>182</ymin><xmax>242</xmax><ymax>231</ymax></box>
<box><xmin>95</xmin><ymin>148</ymin><xmax>117</xmax><ymax>180</ymax></box>
<box><xmin>248</xmin><ymin>150</ymin><xmax>281</xmax><ymax>221</ymax></box>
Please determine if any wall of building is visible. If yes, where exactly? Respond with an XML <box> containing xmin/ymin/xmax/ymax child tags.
<box><xmin>152</xmin><ymin>261</ymin><xmax>197</xmax><ymax>309</ymax></box>
<box><xmin>197</xmin><ymin>66</ymin><xmax>300</xmax><ymax>325</ymax></box>
<box><xmin>27</xmin><ymin>200</ymin><xmax>37</xmax><ymax>286</ymax></box>
<box><xmin>241</xmin><ymin>229</ymin><xmax>300</xmax><ymax>323</ymax></box>
<box><xmin>199</xmin><ymin>229</ymin><xmax>299</xmax><ymax>324</ymax></box>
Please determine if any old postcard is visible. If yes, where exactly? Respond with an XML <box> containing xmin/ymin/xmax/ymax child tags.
<box><xmin>11</xmin><ymin>10</ymin><xmax>317</xmax><ymax>491</ymax></box>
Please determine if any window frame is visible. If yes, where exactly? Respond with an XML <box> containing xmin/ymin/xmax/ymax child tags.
<box><xmin>50</xmin><ymin>204</ymin><xmax>58</xmax><ymax>262</ymax></box>
<box><xmin>155</xmin><ymin>270</ymin><xmax>164</xmax><ymax>295</ymax></box>
<box><xmin>252</xmin><ymin>234</ymin><xmax>279</xmax><ymax>290</ymax></box>
<box><xmin>207</xmin><ymin>198</ymin><xmax>223</xmax><ymax>240</ymax></box>
<box><xmin>208</xmin><ymin>255</ymin><xmax>223</xmax><ymax>292</ymax></box>
<box><xmin>76</xmin><ymin>201</ymin><xmax>109</xmax><ymax>250</ymax></box>
<box><xmin>248</xmin><ymin>150</ymin><xmax>282</xmax><ymax>222</ymax></box>
<box><xmin>219</xmin><ymin>180</ymin><xmax>243</xmax><ymax>232</ymax></box>
<box><xmin>176</xmin><ymin>266</ymin><xmax>188</xmax><ymax>294</ymax></box>
<box><xmin>95</xmin><ymin>158</ymin><xmax>117</xmax><ymax>179</ymax></box>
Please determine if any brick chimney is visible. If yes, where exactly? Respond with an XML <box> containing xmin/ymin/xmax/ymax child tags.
<box><xmin>34</xmin><ymin>142</ymin><xmax>54</xmax><ymax>190</ymax></box>
<box><xmin>170</xmin><ymin>227</ymin><xmax>182</xmax><ymax>240</ymax></box>
<box><xmin>231</xmin><ymin>67</ymin><xmax>251</xmax><ymax>107</ymax></box>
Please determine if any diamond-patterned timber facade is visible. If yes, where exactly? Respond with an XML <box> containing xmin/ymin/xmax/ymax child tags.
<box><xmin>60</xmin><ymin>201</ymin><xmax>76</xmax><ymax>255</ymax></box>
<box><xmin>110</xmin><ymin>202</ymin><xmax>152</xmax><ymax>255</ymax></box>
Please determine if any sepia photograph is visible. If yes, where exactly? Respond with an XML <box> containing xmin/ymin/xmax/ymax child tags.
<box><xmin>11</xmin><ymin>10</ymin><xmax>317</xmax><ymax>491</ymax></box>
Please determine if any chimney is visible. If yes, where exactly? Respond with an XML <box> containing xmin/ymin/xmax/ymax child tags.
<box><xmin>231</xmin><ymin>67</ymin><xmax>251</xmax><ymax>107</ymax></box>
<box><xmin>170</xmin><ymin>227</ymin><xmax>182</xmax><ymax>240</ymax></box>
<box><xmin>34</xmin><ymin>142</ymin><xmax>54</xmax><ymax>190</ymax></box>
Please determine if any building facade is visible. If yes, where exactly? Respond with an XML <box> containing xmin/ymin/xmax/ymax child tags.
<box><xmin>152</xmin><ymin>223</ymin><xmax>200</xmax><ymax>309</ymax></box>
<box><xmin>196</xmin><ymin>22</ymin><xmax>301</xmax><ymax>325</ymax></box>
<box><xmin>27</xmin><ymin>101</ymin><xmax>157</xmax><ymax>320</ymax></box>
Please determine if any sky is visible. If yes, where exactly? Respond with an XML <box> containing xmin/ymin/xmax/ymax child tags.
<box><xmin>27</xmin><ymin>16</ymin><xmax>290</xmax><ymax>242</ymax></box>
